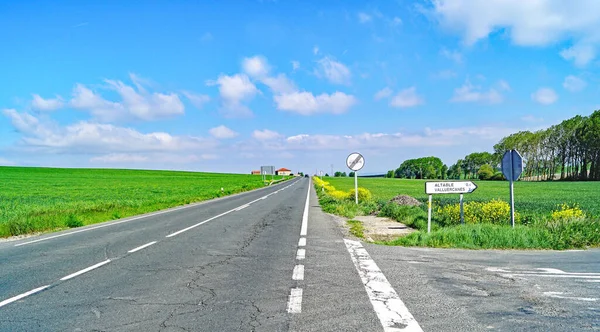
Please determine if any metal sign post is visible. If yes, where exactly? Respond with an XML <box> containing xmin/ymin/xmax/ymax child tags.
<box><xmin>501</xmin><ymin>150</ymin><xmax>523</xmax><ymax>228</ymax></box>
<box><xmin>424</xmin><ymin>181</ymin><xmax>478</xmax><ymax>233</ymax></box>
<box><xmin>346</xmin><ymin>152</ymin><xmax>365</xmax><ymax>205</ymax></box>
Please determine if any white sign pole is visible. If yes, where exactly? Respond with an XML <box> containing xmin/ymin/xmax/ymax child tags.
<box><xmin>354</xmin><ymin>171</ymin><xmax>358</xmax><ymax>204</ymax></box>
<box><xmin>427</xmin><ymin>195</ymin><xmax>432</xmax><ymax>233</ymax></box>
<box><xmin>509</xmin><ymin>179</ymin><xmax>515</xmax><ymax>228</ymax></box>
<box><xmin>459</xmin><ymin>194</ymin><xmax>464</xmax><ymax>224</ymax></box>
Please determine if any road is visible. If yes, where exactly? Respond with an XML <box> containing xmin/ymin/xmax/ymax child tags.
<box><xmin>0</xmin><ymin>177</ymin><xmax>599</xmax><ymax>331</ymax></box>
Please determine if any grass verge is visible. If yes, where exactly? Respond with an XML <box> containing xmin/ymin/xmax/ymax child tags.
<box><xmin>346</xmin><ymin>219</ymin><xmax>365</xmax><ymax>238</ymax></box>
<box><xmin>313</xmin><ymin>176</ymin><xmax>600</xmax><ymax>250</ymax></box>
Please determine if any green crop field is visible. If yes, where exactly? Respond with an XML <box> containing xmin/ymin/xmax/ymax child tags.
<box><xmin>322</xmin><ymin>177</ymin><xmax>600</xmax><ymax>218</ymax></box>
<box><xmin>0</xmin><ymin>167</ymin><xmax>280</xmax><ymax>237</ymax></box>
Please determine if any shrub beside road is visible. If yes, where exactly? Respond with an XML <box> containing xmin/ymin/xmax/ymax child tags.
<box><xmin>314</xmin><ymin>176</ymin><xmax>600</xmax><ymax>249</ymax></box>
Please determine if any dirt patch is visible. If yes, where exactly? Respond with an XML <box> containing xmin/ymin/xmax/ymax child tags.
<box><xmin>0</xmin><ymin>232</ymin><xmax>43</xmax><ymax>243</ymax></box>
<box><xmin>390</xmin><ymin>195</ymin><xmax>422</xmax><ymax>207</ymax></box>
<box><xmin>353</xmin><ymin>215</ymin><xmax>416</xmax><ymax>242</ymax></box>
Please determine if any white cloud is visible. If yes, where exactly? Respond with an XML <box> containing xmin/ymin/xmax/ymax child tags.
<box><xmin>390</xmin><ymin>87</ymin><xmax>424</xmax><ymax>108</ymax></box>
<box><xmin>31</xmin><ymin>94</ymin><xmax>64</xmax><ymax>111</ymax></box>
<box><xmin>441</xmin><ymin>48</ymin><xmax>463</xmax><ymax>64</ymax></box>
<box><xmin>435</xmin><ymin>70</ymin><xmax>457</xmax><ymax>79</ymax></box>
<box><xmin>261</xmin><ymin>74</ymin><xmax>297</xmax><ymax>94</ymax></box>
<box><xmin>209</xmin><ymin>125</ymin><xmax>238</xmax><ymax>139</ymax></box>
<box><xmin>560</xmin><ymin>44</ymin><xmax>596</xmax><ymax>67</ymax></box>
<box><xmin>315</xmin><ymin>57</ymin><xmax>351</xmax><ymax>85</ymax></box>
<box><xmin>392</xmin><ymin>17</ymin><xmax>402</xmax><ymax>25</ymax></box>
<box><xmin>563</xmin><ymin>75</ymin><xmax>587</xmax><ymax>92</ymax></box>
<box><xmin>246</xmin><ymin>126</ymin><xmax>517</xmax><ymax>153</ymax></box>
<box><xmin>68</xmin><ymin>75</ymin><xmax>185</xmax><ymax>122</ymax></box>
<box><xmin>182</xmin><ymin>91</ymin><xmax>210</xmax><ymax>109</ymax></box>
<box><xmin>313</xmin><ymin>46</ymin><xmax>319</xmax><ymax>55</ymax></box>
<box><xmin>521</xmin><ymin>115</ymin><xmax>544</xmax><ymax>123</ymax></box>
<box><xmin>531</xmin><ymin>87</ymin><xmax>558</xmax><ymax>105</ymax></box>
<box><xmin>208</xmin><ymin>74</ymin><xmax>258</xmax><ymax>103</ymax></box>
<box><xmin>291</xmin><ymin>61</ymin><xmax>300</xmax><ymax>71</ymax></box>
<box><xmin>252</xmin><ymin>129</ymin><xmax>281</xmax><ymax>140</ymax></box>
<box><xmin>3</xmin><ymin>109</ymin><xmax>216</xmax><ymax>154</ymax></box>
<box><xmin>274</xmin><ymin>91</ymin><xmax>357</xmax><ymax>115</ymax></box>
<box><xmin>374</xmin><ymin>87</ymin><xmax>393</xmax><ymax>100</ymax></box>
<box><xmin>207</xmin><ymin>73</ymin><xmax>259</xmax><ymax>118</ymax></box>
<box><xmin>90</xmin><ymin>153</ymin><xmax>149</xmax><ymax>163</ymax></box>
<box><xmin>358</xmin><ymin>12</ymin><xmax>372</xmax><ymax>23</ymax></box>
<box><xmin>242</xmin><ymin>55</ymin><xmax>270</xmax><ymax>78</ymax></box>
<box><xmin>450</xmin><ymin>81</ymin><xmax>503</xmax><ymax>104</ymax></box>
<box><xmin>497</xmin><ymin>80</ymin><xmax>511</xmax><ymax>91</ymax></box>
<box><xmin>429</xmin><ymin>0</ymin><xmax>600</xmax><ymax>66</ymax></box>
<box><xmin>0</xmin><ymin>157</ymin><xmax>16</xmax><ymax>166</ymax></box>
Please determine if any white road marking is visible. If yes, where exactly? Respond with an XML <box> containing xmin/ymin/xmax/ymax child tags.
<box><xmin>344</xmin><ymin>239</ymin><xmax>423</xmax><ymax>332</ymax></box>
<box><xmin>296</xmin><ymin>249</ymin><xmax>305</xmax><ymax>260</ymax></box>
<box><xmin>286</xmin><ymin>288</ymin><xmax>303</xmax><ymax>313</ymax></box>
<box><xmin>544</xmin><ymin>292</ymin><xmax>597</xmax><ymax>302</ymax></box>
<box><xmin>536</xmin><ymin>268</ymin><xmax>566</xmax><ymax>274</ymax></box>
<box><xmin>0</xmin><ymin>285</ymin><xmax>51</xmax><ymax>308</ymax></box>
<box><xmin>235</xmin><ymin>204</ymin><xmax>250</xmax><ymax>211</ymax></box>
<box><xmin>503</xmin><ymin>274</ymin><xmax>600</xmax><ymax>279</ymax></box>
<box><xmin>292</xmin><ymin>265</ymin><xmax>305</xmax><ymax>280</ymax></box>
<box><xmin>60</xmin><ymin>259</ymin><xmax>111</xmax><ymax>281</ymax></box>
<box><xmin>13</xmin><ymin>179</ymin><xmax>300</xmax><ymax>247</ymax></box>
<box><xmin>165</xmin><ymin>207</ymin><xmax>238</xmax><ymax>238</ymax></box>
<box><xmin>128</xmin><ymin>241</ymin><xmax>157</xmax><ymax>253</ymax></box>
<box><xmin>298</xmin><ymin>237</ymin><xmax>306</xmax><ymax>247</ymax></box>
<box><xmin>300</xmin><ymin>179</ymin><xmax>310</xmax><ymax>236</ymax></box>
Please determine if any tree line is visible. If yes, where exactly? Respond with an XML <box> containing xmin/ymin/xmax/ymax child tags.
<box><xmin>384</xmin><ymin>110</ymin><xmax>600</xmax><ymax>181</ymax></box>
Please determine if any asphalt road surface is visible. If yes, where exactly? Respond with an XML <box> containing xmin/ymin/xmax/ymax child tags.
<box><xmin>1</xmin><ymin>177</ymin><xmax>599</xmax><ymax>331</ymax></box>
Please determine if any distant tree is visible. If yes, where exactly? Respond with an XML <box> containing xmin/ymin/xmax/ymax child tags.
<box><xmin>334</xmin><ymin>171</ymin><xmax>342</xmax><ymax>177</ymax></box>
<box><xmin>386</xmin><ymin>170</ymin><xmax>394</xmax><ymax>178</ymax></box>
<box><xmin>325</xmin><ymin>173</ymin><xmax>329</xmax><ymax>177</ymax></box>
<box><xmin>478</xmin><ymin>164</ymin><xmax>494</xmax><ymax>180</ymax></box>
<box><xmin>349</xmin><ymin>171</ymin><xmax>355</xmax><ymax>177</ymax></box>
<box><xmin>341</xmin><ymin>172</ymin><xmax>347</xmax><ymax>177</ymax></box>
<box><xmin>441</xmin><ymin>164</ymin><xmax>448</xmax><ymax>180</ymax></box>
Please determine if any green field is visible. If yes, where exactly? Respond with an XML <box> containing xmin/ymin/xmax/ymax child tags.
<box><xmin>0</xmin><ymin>167</ymin><xmax>281</xmax><ymax>237</ymax></box>
<box><xmin>323</xmin><ymin>177</ymin><xmax>600</xmax><ymax>218</ymax></box>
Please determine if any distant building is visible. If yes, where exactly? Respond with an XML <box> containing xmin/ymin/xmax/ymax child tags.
<box><xmin>276</xmin><ymin>168</ymin><xmax>292</xmax><ymax>176</ymax></box>
<box><xmin>251</xmin><ymin>170</ymin><xmax>261</xmax><ymax>175</ymax></box>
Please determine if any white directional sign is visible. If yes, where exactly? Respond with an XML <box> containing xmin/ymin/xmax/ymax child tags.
<box><xmin>425</xmin><ymin>181</ymin><xmax>478</xmax><ymax>195</ymax></box>
<box><xmin>346</xmin><ymin>153</ymin><xmax>365</xmax><ymax>171</ymax></box>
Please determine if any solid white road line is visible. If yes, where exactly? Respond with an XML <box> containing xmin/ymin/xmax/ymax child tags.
<box><xmin>292</xmin><ymin>265</ymin><xmax>305</xmax><ymax>281</ymax></box>
<box><xmin>14</xmin><ymin>179</ymin><xmax>299</xmax><ymax>247</ymax></box>
<box><xmin>502</xmin><ymin>274</ymin><xmax>600</xmax><ymax>279</ymax></box>
<box><xmin>286</xmin><ymin>288</ymin><xmax>303</xmax><ymax>314</ymax></box>
<box><xmin>0</xmin><ymin>285</ymin><xmax>51</xmax><ymax>308</ymax></box>
<box><xmin>298</xmin><ymin>237</ymin><xmax>306</xmax><ymax>247</ymax></box>
<box><xmin>296</xmin><ymin>249</ymin><xmax>306</xmax><ymax>260</ymax></box>
<box><xmin>235</xmin><ymin>204</ymin><xmax>250</xmax><ymax>211</ymax></box>
<box><xmin>128</xmin><ymin>241</ymin><xmax>157</xmax><ymax>253</ymax></box>
<box><xmin>344</xmin><ymin>239</ymin><xmax>423</xmax><ymax>332</ymax></box>
<box><xmin>300</xmin><ymin>179</ymin><xmax>310</xmax><ymax>236</ymax></box>
<box><xmin>60</xmin><ymin>259</ymin><xmax>112</xmax><ymax>281</ymax></box>
<box><xmin>165</xmin><ymin>207</ymin><xmax>237</xmax><ymax>238</ymax></box>
<box><xmin>543</xmin><ymin>292</ymin><xmax>597</xmax><ymax>302</ymax></box>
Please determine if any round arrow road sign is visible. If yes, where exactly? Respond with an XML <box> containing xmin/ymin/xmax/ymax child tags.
<box><xmin>346</xmin><ymin>152</ymin><xmax>365</xmax><ymax>171</ymax></box>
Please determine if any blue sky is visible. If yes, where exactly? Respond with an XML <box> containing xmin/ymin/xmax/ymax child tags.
<box><xmin>1</xmin><ymin>0</ymin><xmax>600</xmax><ymax>174</ymax></box>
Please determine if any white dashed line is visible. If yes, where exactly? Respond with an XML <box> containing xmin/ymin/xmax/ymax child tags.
<box><xmin>293</xmin><ymin>265</ymin><xmax>305</xmax><ymax>281</ymax></box>
<box><xmin>286</xmin><ymin>288</ymin><xmax>303</xmax><ymax>313</ymax></box>
<box><xmin>128</xmin><ymin>241</ymin><xmax>157</xmax><ymax>253</ymax></box>
<box><xmin>300</xmin><ymin>179</ymin><xmax>310</xmax><ymax>236</ymax></box>
<box><xmin>296</xmin><ymin>249</ymin><xmax>305</xmax><ymax>260</ymax></box>
<box><xmin>298</xmin><ymin>238</ymin><xmax>306</xmax><ymax>247</ymax></box>
<box><xmin>344</xmin><ymin>239</ymin><xmax>423</xmax><ymax>332</ymax></box>
<box><xmin>60</xmin><ymin>259</ymin><xmax>112</xmax><ymax>281</ymax></box>
<box><xmin>0</xmin><ymin>285</ymin><xmax>51</xmax><ymax>308</ymax></box>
